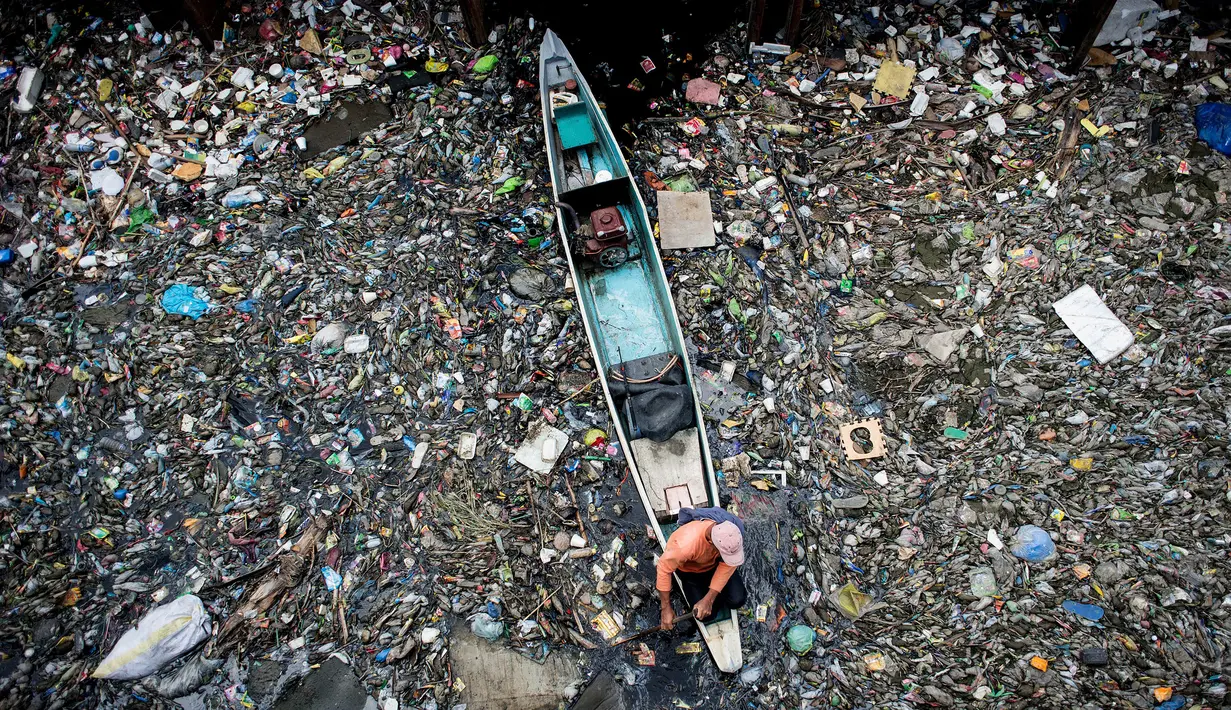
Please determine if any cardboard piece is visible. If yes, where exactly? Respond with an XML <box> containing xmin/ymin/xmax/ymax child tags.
<box><xmin>1052</xmin><ymin>285</ymin><xmax>1134</xmax><ymax>364</ymax></box>
<box><xmin>657</xmin><ymin>190</ymin><xmax>716</xmax><ymax>250</ymax></box>
<box><xmin>839</xmin><ymin>419</ymin><xmax>886</xmax><ymax>461</ymax></box>
<box><xmin>873</xmin><ymin>60</ymin><xmax>915</xmax><ymax>98</ymax></box>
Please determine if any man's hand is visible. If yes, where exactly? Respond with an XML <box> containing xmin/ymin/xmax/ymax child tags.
<box><xmin>693</xmin><ymin>590</ymin><xmax>720</xmax><ymax>620</ymax></box>
<box><xmin>660</xmin><ymin>606</ymin><xmax>676</xmax><ymax>630</ymax></box>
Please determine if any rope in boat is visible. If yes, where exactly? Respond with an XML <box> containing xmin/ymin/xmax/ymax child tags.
<box><xmin>607</xmin><ymin>354</ymin><xmax>680</xmax><ymax>384</ymax></box>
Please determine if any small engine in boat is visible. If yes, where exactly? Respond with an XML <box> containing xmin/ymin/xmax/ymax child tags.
<box><xmin>579</xmin><ymin>206</ymin><xmax>630</xmax><ymax>268</ymax></box>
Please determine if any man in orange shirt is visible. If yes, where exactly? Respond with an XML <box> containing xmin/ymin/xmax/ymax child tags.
<box><xmin>657</xmin><ymin>507</ymin><xmax>747</xmax><ymax>629</ymax></box>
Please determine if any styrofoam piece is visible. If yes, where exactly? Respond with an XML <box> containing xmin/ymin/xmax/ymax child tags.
<box><xmin>1052</xmin><ymin>285</ymin><xmax>1133</xmax><ymax>364</ymax></box>
<box><xmin>514</xmin><ymin>421</ymin><xmax>568</xmax><ymax>474</ymax></box>
<box><xmin>12</xmin><ymin>67</ymin><xmax>43</xmax><ymax>113</ymax></box>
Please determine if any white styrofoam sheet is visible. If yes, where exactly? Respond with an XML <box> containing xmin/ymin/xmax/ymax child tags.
<box><xmin>514</xmin><ymin>421</ymin><xmax>568</xmax><ymax>474</ymax></box>
<box><xmin>1052</xmin><ymin>284</ymin><xmax>1134</xmax><ymax>364</ymax></box>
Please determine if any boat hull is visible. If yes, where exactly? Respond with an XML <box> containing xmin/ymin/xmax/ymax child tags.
<box><xmin>539</xmin><ymin>29</ymin><xmax>741</xmax><ymax>673</ymax></box>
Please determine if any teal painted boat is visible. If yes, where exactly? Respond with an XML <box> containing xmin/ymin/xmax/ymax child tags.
<box><xmin>539</xmin><ymin>29</ymin><xmax>742</xmax><ymax>673</ymax></box>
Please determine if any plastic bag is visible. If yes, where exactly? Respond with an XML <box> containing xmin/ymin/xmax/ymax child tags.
<box><xmin>92</xmin><ymin>595</ymin><xmax>212</xmax><ymax>680</ymax></box>
<box><xmin>147</xmin><ymin>653</ymin><xmax>223</xmax><ymax>697</ymax></box>
<box><xmin>936</xmin><ymin>36</ymin><xmax>965</xmax><ymax>63</ymax></box>
<box><xmin>220</xmin><ymin>185</ymin><xmax>266</xmax><ymax>208</ymax></box>
<box><xmin>833</xmin><ymin>582</ymin><xmax>874</xmax><ymax>619</ymax></box>
<box><xmin>160</xmin><ymin>284</ymin><xmax>212</xmax><ymax>319</ymax></box>
<box><xmin>1010</xmin><ymin>524</ymin><xmax>1056</xmax><ymax>563</ymax></box>
<box><xmin>968</xmin><ymin>567</ymin><xmax>998</xmax><ymax>597</ymax></box>
<box><xmin>470</xmin><ymin>614</ymin><xmax>505</xmax><ymax>641</ymax></box>
<box><xmin>1195</xmin><ymin>103</ymin><xmax>1231</xmax><ymax>156</ymax></box>
<box><xmin>472</xmin><ymin>55</ymin><xmax>499</xmax><ymax>74</ymax></box>
<box><xmin>786</xmin><ymin>625</ymin><xmax>815</xmax><ymax>654</ymax></box>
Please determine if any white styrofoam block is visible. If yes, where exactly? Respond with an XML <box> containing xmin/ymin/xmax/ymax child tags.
<box><xmin>1053</xmin><ymin>285</ymin><xmax>1134</xmax><ymax>364</ymax></box>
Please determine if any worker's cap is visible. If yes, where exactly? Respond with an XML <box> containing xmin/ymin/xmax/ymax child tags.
<box><xmin>711</xmin><ymin>521</ymin><xmax>745</xmax><ymax>566</ymax></box>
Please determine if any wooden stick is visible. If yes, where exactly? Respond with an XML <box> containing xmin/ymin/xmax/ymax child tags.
<box><xmin>561</xmin><ymin>468</ymin><xmax>586</xmax><ymax>541</ymax></box>
<box><xmin>612</xmin><ymin>612</ymin><xmax>695</xmax><ymax>646</ymax></box>
<box><xmin>557</xmin><ymin>377</ymin><xmax>598</xmax><ymax>405</ymax></box>
<box><xmin>71</xmin><ymin>163</ymin><xmax>136</xmax><ymax>268</ymax></box>
<box><xmin>525</xmin><ymin>480</ymin><xmax>543</xmax><ymax>546</ymax></box>
<box><xmin>519</xmin><ymin>584</ymin><xmax>563</xmax><ymax>623</ymax></box>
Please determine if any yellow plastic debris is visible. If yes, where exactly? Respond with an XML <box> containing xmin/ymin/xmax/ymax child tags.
<box><xmin>873</xmin><ymin>60</ymin><xmax>916</xmax><ymax>98</ymax></box>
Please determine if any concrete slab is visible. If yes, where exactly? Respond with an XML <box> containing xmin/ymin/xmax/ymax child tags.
<box><xmin>657</xmin><ymin>191</ymin><xmax>715</xmax><ymax>250</ymax></box>
<box><xmin>451</xmin><ymin>632</ymin><xmax>580</xmax><ymax>710</ymax></box>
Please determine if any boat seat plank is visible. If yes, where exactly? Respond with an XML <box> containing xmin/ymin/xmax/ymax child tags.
<box><xmin>628</xmin><ymin>428</ymin><xmax>709</xmax><ymax>518</ymax></box>
<box><xmin>553</xmin><ymin>102</ymin><xmax>597</xmax><ymax>150</ymax></box>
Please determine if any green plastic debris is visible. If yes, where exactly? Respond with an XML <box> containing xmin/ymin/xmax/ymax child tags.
<box><xmin>494</xmin><ymin>175</ymin><xmax>525</xmax><ymax>196</ymax></box>
<box><xmin>944</xmin><ymin>427</ymin><xmax>969</xmax><ymax>439</ymax></box>
<box><xmin>728</xmin><ymin>298</ymin><xmax>746</xmax><ymax>324</ymax></box>
<box><xmin>786</xmin><ymin>625</ymin><xmax>815</xmax><ymax>654</ymax></box>
<box><xmin>663</xmin><ymin>172</ymin><xmax>699</xmax><ymax>192</ymax></box>
<box><xmin>472</xmin><ymin>55</ymin><xmax>499</xmax><ymax>74</ymax></box>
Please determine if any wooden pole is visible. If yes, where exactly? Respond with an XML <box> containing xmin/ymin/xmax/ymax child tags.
<box><xmin>747</xmin><ymin>0</ymin><xmax>768</xmax><ymax>49</ymax></box>
<box><xmin>460</xmin><ymin>0</ymin><xmax>487</xmax><ymax>46</ymax></box>
<box><xmin>785</xmin><ymin>0</ymin><xmax>805</xmax><ymax>46</ymax></box>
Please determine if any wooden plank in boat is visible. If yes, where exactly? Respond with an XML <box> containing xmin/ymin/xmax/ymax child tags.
<box><xmin>628</xmin><ymin>427</ymin><xmax>709</xmax><ymax>518</ymax></box>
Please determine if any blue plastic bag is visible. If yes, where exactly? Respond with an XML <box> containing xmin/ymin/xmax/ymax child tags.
<box><xmin>1010</xmin><ymin>524</ymin><xmax>1056</xmax><ymax>562</ymax></box>
<box><xmin>160</xmin><ymin>284</ymin><xmax>211</xmax><ymax>319</ymax></box>
<box><xmin>1195</xmin><ymin>103</ymin><xmax>1231</xmax><ymax>156</ymax></box>
<box><xmin>1062</xmin><ymin>600</ymin><xmax>1104</xmax><ymax>621</ymax></box>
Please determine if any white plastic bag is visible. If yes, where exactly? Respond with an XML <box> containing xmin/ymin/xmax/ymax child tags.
<box><xmin>92</xmin><ymin>595</ymin><xmax>212</xmax><ymax>680</ymax></box>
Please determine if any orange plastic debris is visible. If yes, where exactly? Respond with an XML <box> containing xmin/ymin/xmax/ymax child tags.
<box><xmin>1029</xmin><ymin>656</ymin><xmax>1048</xmax><ymax>672</ymax></box>
<box><xmin>1154</xmin><ymin>688</ymin><xmax>1173</xmax><ymax>702</ymax></box>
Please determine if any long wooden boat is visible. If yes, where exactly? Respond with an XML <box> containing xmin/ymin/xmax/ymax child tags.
<box><xmin>538</xmin><ymin>29</ymin><xmax>742</xmax><ymax>673</ymax></box>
